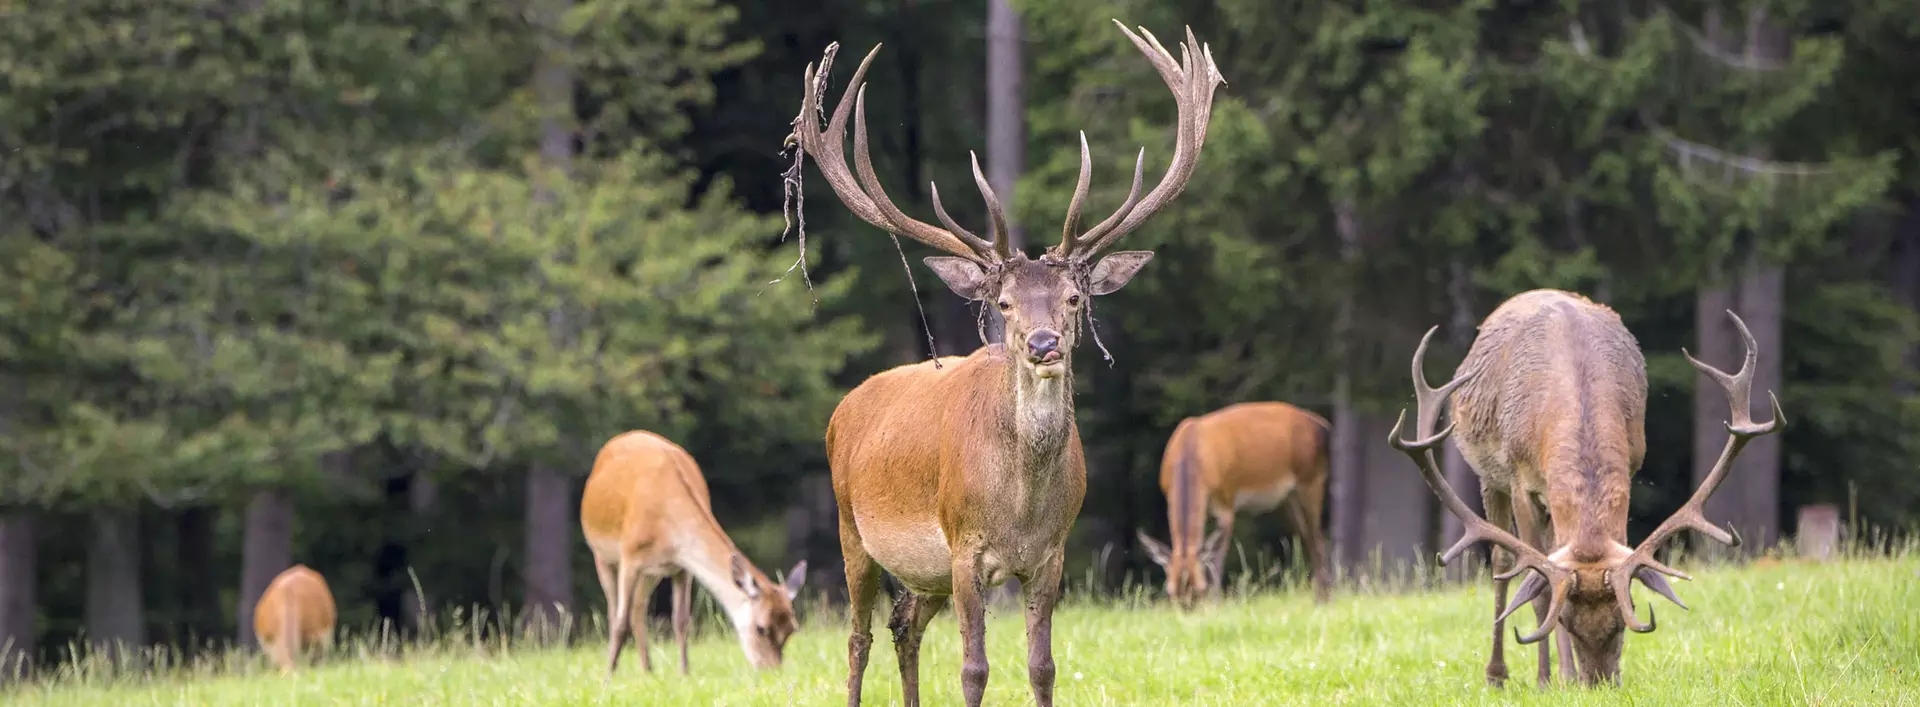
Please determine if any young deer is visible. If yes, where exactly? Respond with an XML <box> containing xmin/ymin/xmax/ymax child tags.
<box><xmin>1389</xmin><ymin>289</ymin><xmax>1783</xmax><ymax>686</ymax></box>
<box><xmin>1136</xmin><ymin>401</ymin><xmax>1332</xmax><ymax>607</ymax></box>
<box><xmin>252</xmin><ymin>564</ymin><xmax>336</xmax><ymax>673</ymax></box>
<box><xmin>578</xmin><ymin>430</ymin><xmax>807</xmax><ymax>675</ymax></box>
<box><xmin>790</xmin><ymin>20</ymin><xmax>1222</xmax><ymax>707</ymax></box>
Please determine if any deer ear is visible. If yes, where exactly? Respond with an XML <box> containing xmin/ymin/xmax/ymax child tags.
<box><xmin>1200</xmin><ymin>528</ymin><xmax>1230</xmax><ymax>565</ymax></box>
<box><xmin>1087</xmin><ymin>251</ymin><xmax>1154</xmax><ymax>295</ymax></box>
<box><xmin>1632</xmin><ymin>566</ymin><xmax>1689</xmax><ymax>610</ymax></box>
<box><xmin>783</xmin><ymin>560</ymin><xmax>809</xmax><ymax>600</ymax></box>
<box><xmin>731</xmin><ymin>555</ymin><xmax>760</xmax><ymax>599</ymax></box>
<box><xmin>1135</xmin><ymin>528</ymin><xmax>1172</xmax><ymax>567</ymax></box>
<box><xmin>923</xmin><ymin>256</ymin><xmax>994</xmax><ymax>300</ymax></box>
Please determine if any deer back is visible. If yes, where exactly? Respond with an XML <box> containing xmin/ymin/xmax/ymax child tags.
<box><xmin>579</xmin><ymin>430</ymin><xmax>715</xmax><ymax>556</ymax></box>
<box><xmin>253</xmin><ymin>565</ymin><xmax>335</xmax><ymax>649</ymax></box>
<box><xmin>1450</xmin><ymin>289</ymin><xmax>1647</xmax><ymax>557</ymax></box>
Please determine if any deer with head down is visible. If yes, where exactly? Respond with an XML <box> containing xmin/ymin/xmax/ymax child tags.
<box><xmin>1389</xmin><ymin>288</ymin><xmax>1783</xmax><ymax>686</ymax></box>
<box><xmin>579</xmin><ymin>430</ymin><xmax>807</xmax><ymax>676</ymax></box>
<box><xmin>789</xmin><ymin>19</ymin><xmax>1223</xmax><ymax>707</ymax></box>
<box><xmin>1136</xmin><ymin>401</ymin><xmax>1333</xmax><ymax>608</ymax></box>
<box><xmin>252</xmin><ymin>564</ymin><xmax>336</xmax><ymax>674</ymax></box>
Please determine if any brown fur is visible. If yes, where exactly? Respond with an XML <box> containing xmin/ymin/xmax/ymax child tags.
<box><xmin>1137</xmin><ymin>402</ymin><xmax>1332</xmax><ymax>607</ymax></box>
<box><xmin>252</xmin><ymin>564</ymin><xmax>336</xmax><ymax>673</ymax></box>
<box><xmin>1446</xmin><ymin>289</ymin><xmax>1647</xmax><ymax>685</ymax></box>
<box><xmin>579</xmin><ymin>430</ymin><xmax>806</xmax><ymax>675</ymax></box>
<box><xmin>798</xmin><ymin>21</ymin><xmax>1222</xmax><ymax>707</ymax></box>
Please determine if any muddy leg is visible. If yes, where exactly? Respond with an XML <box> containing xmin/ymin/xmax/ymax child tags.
<box><xmin>952</xmin><ymin>549</ymin><xmax>989</xmax><ymax>707</ymax></box>
<box><xmin>1024</xmin><ymin>552</ymin><xmax>1065</xmax><ymax>707</ymax></box>
<box><xmin>890</xmin><ymin>591</ymin><xmax>949</xmax><ymax>707</ymax></box>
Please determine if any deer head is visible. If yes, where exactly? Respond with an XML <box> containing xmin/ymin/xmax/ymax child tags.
<box><xmin>789</xmin><ymin>20</ymin><xmax>1223</xmax><ymax>378</ymax></box>
<box><xmin>1388</xmin><ymin>312</ymin><xmax>1784</xmax><ymax>684</ymax></box>
<box><xmin>731</xmin><ymin>556</ymin><xmax>808</xmax><ymax>669</ymax></box>
<box><xmin>1136</xmin><ymin>526</ymin><xmax>1228</xmax><ymax>609</ymax></box>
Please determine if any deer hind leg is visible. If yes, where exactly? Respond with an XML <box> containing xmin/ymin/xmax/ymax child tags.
<box><xmin>840</xmin><ymin>520</ymin><xmax>881</xmax><ymax>707</ymax></box>
<box><xmin>1286</xmin><ymin>476</ymin><xmax>1332</xmax><ymax>603</ymax></box>
<box><xmin>1481</xmin><ymin>483</ymin><xmax>1515</xmax><ymax>688</ymax></box>
<box><xmin>1509</xmin><ymin>495</ymin><xmax>1553</xmax><ymax>687</ymax></box>
<box><xmin>606</xmin><ymin>558</ymin><xmax>658</xmax><ymax>676</ymax></box>
<box><xmin>889</xmin><ymin>591</ymin><xmax>949</xmax><ymax>707</ymax></box>
<box><xmin>1023</xmin><ymin>551</ymin><xmax>1066</xmax><ymax>707</ymax></box>
<box><xmin>670</xmin><ymin>570</ymin><xmax>693</xmax><ymax>675</ymax></box>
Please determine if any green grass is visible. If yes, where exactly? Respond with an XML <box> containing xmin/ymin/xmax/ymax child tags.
<box><xmin>9</xmin><ymin>555</ymin><xmax>1919</xmax><ymax>706</ymax></box>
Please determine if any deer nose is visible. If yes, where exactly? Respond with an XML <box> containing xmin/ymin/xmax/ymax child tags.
<box><xmin>1026</xmin><ymin>329</ymin><xmax>1061</xmax><ymax>363</ymax></box>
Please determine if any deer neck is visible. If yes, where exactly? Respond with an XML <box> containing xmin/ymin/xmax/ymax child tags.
<box><xmin>1006</xmin><ymin>357</ymin><xmax>1074</xmax><ymax>453</ymax></box>
<box><xmin>1165</xmin><ymin>420</ymin><xmax>1206</xmax><ymax>561</ymax></box>
<box><xmin>672</xmin><ymin>517</ymin><xmax>756</xmax><ymax>630</ymax></box>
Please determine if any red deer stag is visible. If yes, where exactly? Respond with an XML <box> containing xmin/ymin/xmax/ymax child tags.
<box><xmin>791</xmin><ymin>19</ymin><xmax>1222</xmax><ymax>707</ymax></box>
<box><xmin>1389</xmin><ymin>289</ymin><xmax>1783</xmax><ymax>686</ymax></box>
<box><xmin>252</xmin><ymin>564</ymin><xmax>336</xmax><ymax>673</ymax></box>
<box><xmin>1136</xmin><ymin>401</ymin><xmax>1332</xmax><ymax>607</ymax></box>
<box><xmin>579</xmin><ymin>431</ymin><xmax>807</xmax><ymax>675</ymax></box>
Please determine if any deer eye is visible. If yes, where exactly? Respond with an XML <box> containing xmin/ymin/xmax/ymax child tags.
<box><xmin>1066</xmin><ymin>294</ymin><xmax>1081</xmax><ymax>307</ymax></box>
<box><xmin>996</xmin><ymin>300</ymin><xmax>1011</xmax><ymax>311</ymax></box>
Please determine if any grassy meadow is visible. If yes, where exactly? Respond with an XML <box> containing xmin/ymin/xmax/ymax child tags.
<box><xmin>7</xmin><ymin>552</ymin><xmax>1918</xmax><ymax>706</ymax></box>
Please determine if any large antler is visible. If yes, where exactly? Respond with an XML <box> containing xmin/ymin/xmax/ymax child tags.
<box><xmin>1051</xmin><ymin>21</ymin><xmax>1225</xmax><ymax>263</ymax></box>
<box><xmin>1388</xmin><ymin>327</ymin><xmax>1575</xmax><ymax>645</ymax></box>
<box><xmin>791</xmin><ymin>42</ymin><xmax>1002</xmax><ymax>266</ymax></box>
<box><xmin>1610</xmin><ymin>310</ymin><xmax>1784</xmax><ymax>632</ymax></box>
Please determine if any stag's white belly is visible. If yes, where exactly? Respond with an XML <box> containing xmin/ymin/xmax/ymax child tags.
<box><xmin>853</xmin><ymin>512</ymin><xmax>953</xmax><ymax>593</ymax></box>
<box><xmin>1234</xmin><ymin>479</ymin><xmax>1296</xmax><ymax>513</ymax></box>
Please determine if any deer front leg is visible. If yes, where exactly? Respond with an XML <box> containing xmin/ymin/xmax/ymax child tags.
<box><xmin>1509</xmin><ymin>496</ymin><xmax>1553</xmax><ymax>687</ymax></box>
<box><xmin>670</xmin><ymin>570</ymin><xmax>693</xmax><ymax>675</ymax></box>
<box><xmin>1208</xmin><ymin>510</ymin><xmax>1236</xmax><ymax>599</ymax></box>
<box><xmin>953</xmin><ymin>548</ymin><xmax>990</xmax><ymax>707</ymax></box>
<box><xmin>1481</xmin><ymin>485</ymin><xmax>1515</xmax><ymax>688</ymax></box>
<box><xmin>1024</xmin><ymin>551</ymin><xmax>1066</xmax><ymax>707</ymax></box>
<box><xmin>1531</xmin><ymin>512</ymin><xmax>1576</xmax><ymax>681</ymax></box>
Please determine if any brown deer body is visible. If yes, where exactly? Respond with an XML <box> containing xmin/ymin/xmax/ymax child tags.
<box><xmin>791</xmin><ymin>20</ymin><xmax>1222</xmax><ymax>707</ymax></box>
<box><xmin>252</xmin><ymin>564</ymin><xmax>336</xmax><ymax>673</ymax></box>
<box><xmin>578</xmin><ymin>430</ymin><xmax>806</xmax><ymax>675</ymax></box>
<box><xmin>1391</xmin><ymin>288</ymin><xmax>1783</xmax><ymax>687</ymax></box>
<box><xmin>1137</xmin><ymin>401</ymin><xmax>1332</xmax><ymax>607</ymax></box>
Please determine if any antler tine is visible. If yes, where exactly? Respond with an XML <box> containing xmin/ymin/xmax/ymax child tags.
<box><xmin>1611</xmin><ymin>308</ymin><xmax>1786</xmax><ymax>631</ymax></box>
<box><xmin>1388</xmin><ymin>326</ymin><xmax>1574</xmax><ymax>644</ymax></box>
<box><xmin>1058</xmin><ymin>132</ymin><xmax>1094</xmax><ymax>259</ymax></box>
<box><xmin>793</xmin><ymin>43</ymin><xmax>996</xmax><ymax>264</ymax></box>
<box><xmin>968</xmin><ymin>152</ymin><xmax>1013</xmax><ymax>260</ymax></box>
<box><xmin>1054</xmin><ymin>21</ymin><xmax>1224</xmax><ymax>262</ymax></box>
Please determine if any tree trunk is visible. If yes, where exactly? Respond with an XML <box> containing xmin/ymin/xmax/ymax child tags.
<box><xmin>1890</xmin><ymin>197</ymin><xmax>1920</xmax><ymax>389</ymax></box>
<box><xmin>1329</xmin><ymin>199</ymin><xmax>1364</xmax><ymax>570</ymax></box>
<box><xmin>404</xmin><ymin>472</ymin><xmax>438</xmax><ymax>631</ymax></box>
<box><xmin>1695</xmin><ymin>253</ymin><xmax>1784</xmax><ymax>556</ymax></box>
<box><xmin>522</xmin><ymin>463</ymin><xmax>573</xmax><ymax>641</ymax></box>
<box><xmin>986</xmin><ymin>0</ymin><xmax>1025</xmax><ymax>253</ymax></box>
<box><xmin>85</xmin><ymin>510</ymin><xmax>145</xmax><ymax>662</ymax></box>
<box><xmin>783</xmin><ymin>474</ymin><xmax>840</xmax><ymax>603</ymax></box>
<box><xmin>0</xmin><ymin>512</ymin><xmax>34</xmax><ymax>681</ymax></box>
<box><xmin>235</xmin><ymin>489</ymin><xmax>293</xmax><ymax>648</ymax></box>
<box><xmin>520</xmin><ymin>0</ymin><xmax>577</xmax><ymax>645</ymax></box>
<box><xmin>174</xmin><ymin>507</ymin><xmax>218</xmax><ymax>649</ymax></box>
<box><xmin>1354</xmin><ymin>414</ymin><xmax>1434</xmax><ymax>579</ymax></box>
<box><xmin>1693</xmin><ymin>10</ymin><xmax>1787</xmax><ymax>558</ymax></box>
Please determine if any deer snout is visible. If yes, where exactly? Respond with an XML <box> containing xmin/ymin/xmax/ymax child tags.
<box><xmin>1026</xmin><ymin>329</ymin><xmax>1062</xmax><ymax>364</ymax></box>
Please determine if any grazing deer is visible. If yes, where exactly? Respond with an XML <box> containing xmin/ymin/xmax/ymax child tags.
<box><xmin>578</xmin><ymin>430</ymin><xmax>807</xmax><ymax>675</ymax></box>
<box><xmin>790</xmin><ymin>20</ymin><xmax>1222</xmax><ymax>707</ymax></box>
<box><xmin>252</xmin><ymin>564</ymin><xmax>336</xmax><ymax>673</ymax></box>
<box><xmin>1388</xmin><ymin>289</ymin><xmax>1783</xmax><ymax>686</ymax></box>
<box><xmin>1136</xmin><ymin>401</ymin><xmax>1333</xmax><ymax>607</ymax></box>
